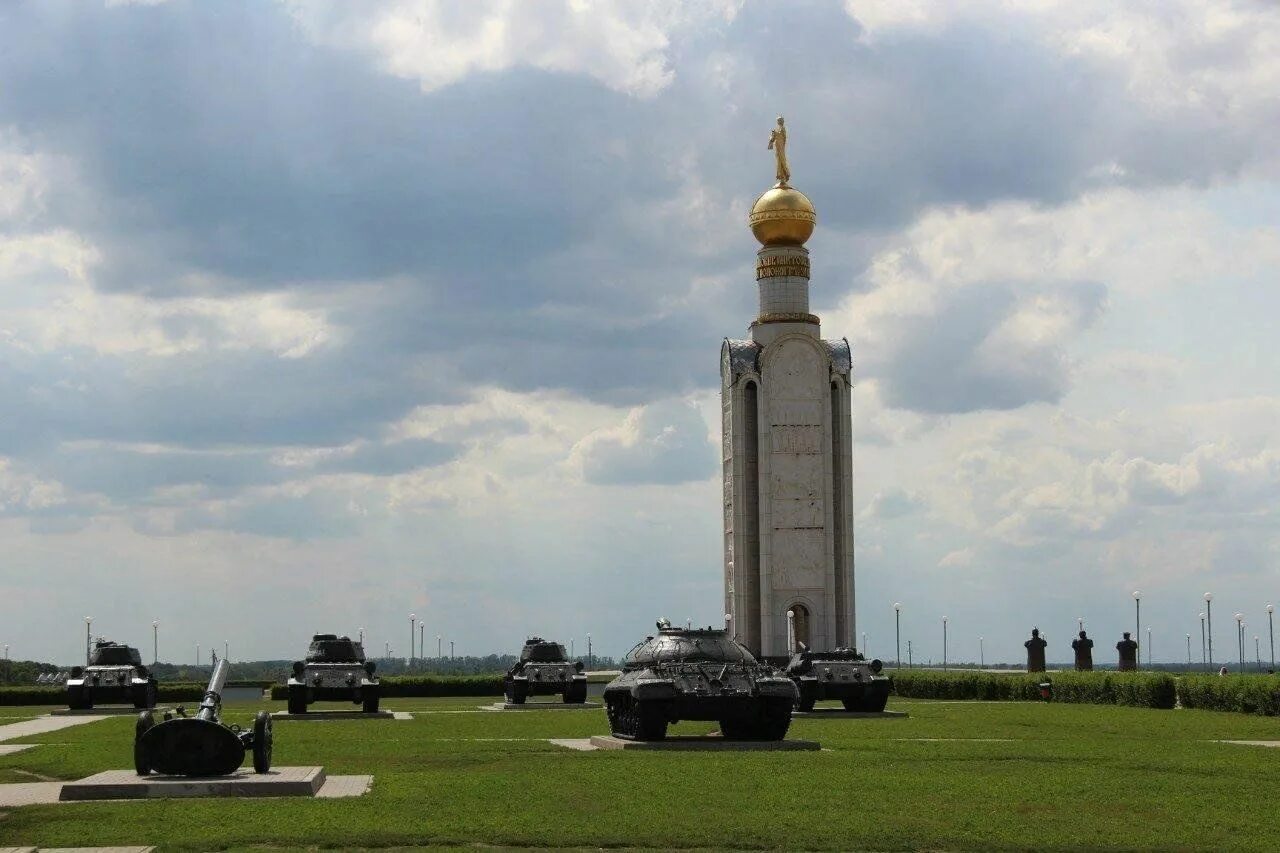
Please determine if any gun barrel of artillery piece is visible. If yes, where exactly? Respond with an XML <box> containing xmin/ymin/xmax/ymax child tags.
<box><xmin>197</xmin><ymin>658</ymin><xmax>230</xmax><ymax>721</ymax></box>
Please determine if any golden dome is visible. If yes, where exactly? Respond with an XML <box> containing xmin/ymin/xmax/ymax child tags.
<box><xmin>749</xmin><ymin>185</ymin><xmax>816</xmax><ymax>246</ymax></box>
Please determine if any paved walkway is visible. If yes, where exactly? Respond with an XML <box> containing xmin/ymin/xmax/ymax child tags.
<box><xmin>0</xmin><ymin>716</ymin><xmax>105</xmax><ymax>743</ymax></box>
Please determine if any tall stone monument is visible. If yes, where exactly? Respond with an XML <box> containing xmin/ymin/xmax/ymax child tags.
<box><xmin>721</xmin><ymin>117</ymin><xmax>855</xmax><ymax>658</ymax></box>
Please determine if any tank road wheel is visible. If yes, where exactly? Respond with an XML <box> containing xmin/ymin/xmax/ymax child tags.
<box><xmin>287</xmin><ymin>684</ymin><xmax>308</xmax><ymax>715</ymax></box>
<box><xmin>757</xmin><ymin>697</ymin><xmax>793</xmax><ymax>741</ymax></box>
<box><xmin>362</xmin><ymin>686</ymin><xmax>380</xmax><ymax>714</ymax></box>
<box><xmin>252</xmin><ymin>711</ymin><xmax>273</xmax><ymax>773</ymax></box>
<box><xmin>718</xmin><ymin>715</ymin><xmax>751</xmax><ymax>740</ymax></box>
<box><xmin>66</xmin><ymin>687</ymin><xmax>88</xmax><ymax>711</ymax></box>
<box><xmin>604</xmin><ymin>693</ymin><xmax>627</xmax><ymax>736</ymax></box>
<box><xmin>562</xmin><ymin>681</ymin><xmax>587</xmax><ymax>704</ymax></box>
<box><xmin>133</xmin><ymin>681</ymin><xmax>157</xmax><ymax>710</ymax></box>
<box><xmin>506</xmin><ymin>680</ymin><xmax>528</xmax><ymax>705</ymax></box>
<box><xmin>133</xmin><ymin>712</ymin><xmax>155</xmax><ymax>776</ymax></box>
<box><xmin>633</xmin><ymin>699</ymin><xmax>668</xmax><ymax>741</ymax></box>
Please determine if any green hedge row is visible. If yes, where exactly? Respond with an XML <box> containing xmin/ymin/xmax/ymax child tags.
<box><xmin>0</xmin><ymin>682</ymin><xmax>208</xmax><ymax>706</ymax></box>
<box><xmin>0</xmin><ymin>686</ymin><xmax>62</xmax><ymax>706</ymax></box>
<box><xmin>890</xmin><ymin>670</ymin><xmax>1178</xmax><ymax>709</ymax></box>
<box><xmin>1179</xmin><ymin>675</ymin><xmax>1280</xmax><ymax>715</ymax></box>
<box><xmin>269</xmin><ymin>674</ymin><xmax>505</xmax><ymax>700</ymax></box>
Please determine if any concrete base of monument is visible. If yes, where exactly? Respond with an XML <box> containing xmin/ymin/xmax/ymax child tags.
<box><xmin>791</xmin><ymin>709</ymin><xmax>909</xmax><ymax>719</ymax></box>
<box><xmin>481</xmin><ymin>702</ymin><xmax>602</xmax><ymax>711</ymax></box>
<box><xmin>51</xmin><ymin>707</ymin><xmax>169</xmax><ymax>716</ymax></box>
<box><xmin>588</xmin><ymin>735</ymin><xmax>820</xmax><ymax>751</ymax></box>
<box><xmin>271</xmin><ymin>710</ymin><xmax>395</xmax><ymax>720</ymax></box>
<box><xmin>58</xmin><ymin>766</ymin><xmax>340</xmax><ymax>800</ymax></box>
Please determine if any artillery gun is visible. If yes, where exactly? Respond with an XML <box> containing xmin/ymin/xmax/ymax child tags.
<box><xmin>134</xmin><ymin>658</ymin><xmax>272</xmax><ymax>776</ymax></box>
<box><xmin>603</xmin><ymin>621</ymin><xmax>797</xmax><ymax>741</ymax></box>
<box><xmin>287</xmin><ymin>634</ymin><xmax>379</xmax><ymax>714</ymax></box>
<box><xmin>783</xmin><ymin>646</ymin><xmax>890</xmax><ymax>712</ymax></box>
<box><xmin>66</xmin><ymin>640</ymin><xmax>157</xmax><ymax>710</ymax></box>
<box><xmin>503</xmin><ymin>637</ymin><xmax>587</xmax><ymax>704</ymax></box>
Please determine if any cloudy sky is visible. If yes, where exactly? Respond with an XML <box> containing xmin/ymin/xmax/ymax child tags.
<box><xmin>2</xmin><ymin>0</ymin><xmax>1278</xmax><ymax>666</ymax></box>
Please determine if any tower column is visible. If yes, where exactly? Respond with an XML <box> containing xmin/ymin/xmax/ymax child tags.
<box><xmin>721</xmin><ymin>117</ymin><xmax>855</xmax><ymax>659</ymax></box>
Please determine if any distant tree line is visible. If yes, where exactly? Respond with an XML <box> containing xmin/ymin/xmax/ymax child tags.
<box><xmin>2</xmin><ymin>654</ymin><xmax>620</xmax><ymax>685</ymax></box>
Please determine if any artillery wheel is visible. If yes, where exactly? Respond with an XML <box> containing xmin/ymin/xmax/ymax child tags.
<box><xmin>133</xmin><ymin>711</ymin><xmax>155</xmax><ymax>775</ymax></box>
<box><xmin>505</xmin><ymin>679</ymin><xmax>527</xmax><ymax>705</ymax></box>
<box><xmin>362</xmin><ymin>687</ymin><xmax>380</xmax><ymax>714</ymax></box>
<box><xmin>252</xmin><ymin>711</ymin><xmax>273</xmax><ymax>773</ymax></box>
<box><xmin>287</xmin><ymin>684</ymin><xmax>307</xmax><ymax>715</ymax></box>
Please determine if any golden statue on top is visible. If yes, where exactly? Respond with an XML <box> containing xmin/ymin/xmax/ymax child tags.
<box><xmin>749</xmin><ymin>114</ymin><xmax>815</xmax><ymax>247</ymax></box>
<box><xmin>768</xmin><ymin>116</ymin><xmax>790</xmax><ymax>186</ymax></box>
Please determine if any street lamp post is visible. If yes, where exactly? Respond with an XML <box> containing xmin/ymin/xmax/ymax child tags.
<box><xmin>907</xmin><ymin>639</ymin><xmax>913</xmax><ymax>669</ymax></box>
<box><xmin>1235</xmin><ymin>613</ymin><xmax>1244</xmax><ymax>672</ymax></box>
<box><xmin>152</xmin><ymin>621</ymin><xmax>159</xmax><ymax>666</ymax></box>
<box><xmin>894</xmin><ymin>603</ymin><xmax>902</xmax><ymax>669</ymax></box>
<box><xmin>980</xmin><ymin>636</ymin><xmax>985</xmax><ymax>669</ymax></box>
<box><xmin>571</xmin><ymin>638</ymin><xmax>575</xmax><ymax>658</ymax></box>
<box><xmin>1186</xmin><ymin>633</ymin><xmax>1191</xmax><ymax>669</ymax></box>
<box><xmin>942</xmin><ymin>617</ymin><xmax>948</xmax><ymax>671</ymax></box>
<box><xmin>586</xmin><ymin>633</ymin><xmax>592</xmax><ymax>668</ymax></box>
<box><xmin>786</xmin><ymin>610</ymin><xmax>795</xmax><ymax>653</ymax></box>
<box><xmin>409</xmin><ymin>614</ymin><xmax>416</xmax><ymax>664</ymax></box>
<box><xmin>450</xmin><ymin>640</ymin><xmax>454</xmax><ymax>659</ymax></box>
<box><xmin>1255</xmin><ymin>635</ymin><xmax>1261</xmax><ymax>673</ymax></box>
<box><xmin>1199</xmin><ymin>613</ymin><xmax>1206</xmax><ymax>672</ymax></box>
<box><xmin>1205</xmin><ymin>593</ymin><xmax>1214</xmax><ymax>670</ymax></box>
<box><xmin>1132</xmin><ymin>590</ymin><xmax>1141</xmax><ymax>668</ymax></box>
<box><xmin>1147</xmin><ymin>627</ymin><xmax>1152</xmax><ymax>666</ymax></box>
<box><xmin>1078</xmin><ymin>616</ymin><xmax>1084</xmax><ymax>632</ymax></box>
<box><xmin>223</xmin><ymin>640</ymin><xmax>228</xmax><ymax>663</ymax></box>
<box><xmin>862</xmin><ymin>632</ymin><xmax>868</xmax><ymax>658</ymax></box>
<box><xmin>84</xmin><ymin>616</ymin><xmax>92</xmax><ymax>666</ymax></box>
<box><xmin>420</xmin><ymin>624</ymin><xmax>424</xmax><ymax>663</ymax></box>
<box><xmin>196</xmin><ymin>643</ymin><xmax>200</xmax><ymax>666</ymax></box>
<box><xmin>358</xmin><ymin>627</ymin><xmax>364</xmax><ymax>645</ymax></box>
<box><xmin>1268</xmin><ymin>605</ymin><xmax>1275</xmax><ymax>670</ymax></box>
<box><xmin>436</xmin><ymin>635</ymin><xmax>442</xmax><ymax>658</ymax></box>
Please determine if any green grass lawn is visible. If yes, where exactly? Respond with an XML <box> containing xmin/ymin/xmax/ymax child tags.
<box><xmin>2</xmin><ymin>695</ymin><xmax>1279</xmax><ymax>851</ymax></box>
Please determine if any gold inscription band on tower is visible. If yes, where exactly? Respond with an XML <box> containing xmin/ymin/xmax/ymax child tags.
<box><xmin>755</xmin><ymin>254</ymin><xmax>811</xmax><ymax>280</ymax></box>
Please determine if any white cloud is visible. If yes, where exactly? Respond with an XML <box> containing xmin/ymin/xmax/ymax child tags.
<box><xmin>284</xmin><ymin>0</ymin><xmax>740</xmax><ymax>98</ymax></box>
<box><xmin>846</xmin><ymin>0</ymin><xmax>1280</xmax><ymax>124</ymax></box>
<box><xmin>0</xmin><ymin>225</ymin><xmax>339</xmax><ymax>359</ymax></box>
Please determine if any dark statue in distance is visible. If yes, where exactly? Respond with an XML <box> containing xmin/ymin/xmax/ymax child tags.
<box><xmin>1116</xmin><ymin>632</ymin><xmax>1139</xmax><ymax>671</ymax></box>
<box><xmin>1024</xmin><ymin>628</ymin><xmax>1048</xmax><ymax>673</ymax></box>
<box><xmin>503</xmin><ymin>637</ymin><xmax>587</xmax><ymax>704</ymax></box>
<box><xmin>66</xmin><ymin>639</ymin><xmax>157</xmax><ymax>711</ymax></box>
<box><xmin>287</xmin><ymin>634</ymin><xmax>380</xmax><ymax>714</ymax></box>
<box><xmin>603</xmin><ymin>621</ymin><xmax>797</xmax><ymax>741</ymax></box>
<box><xmin>134</xmin><ymin>658</ymin><xmax>272</xmax><ymax>776</ymax></box>
<box><xmin>784</xmin><ymin>645</ymin><xmax>889</xmax><ymax>712</ymax></box>
<box><xmin>1072</xmin><ymin>631</ymin><xmax>1095</xmax><ymax>671</ymax></box>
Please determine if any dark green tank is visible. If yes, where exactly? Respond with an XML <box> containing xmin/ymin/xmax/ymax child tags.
<box><xmin>504</xmin><ymin>637</ymin><xmax>587</xmax><ymax>703</ymax></box>
<box><xmin>65</xmin><ymin>640</ymin><xmax>156</xmax><ymax>710</ymax></box>
<box><xmin>784</xmin><ymin>647</ymin><xmax>889</xmax><ymax>712</ymax></box>
<box><xmin>286</xmin><ymin>633</ymin><xmax>379</xmax><ymax>714</ymax></box>
<box><xmin>603</xmin><ymin>622</ymin><xmax>797</xmax><ymax>740</ymax></box>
